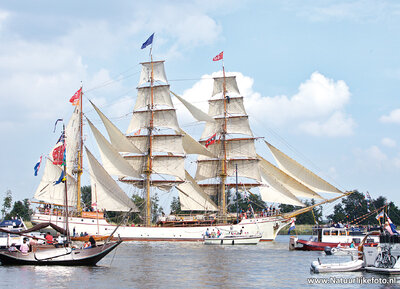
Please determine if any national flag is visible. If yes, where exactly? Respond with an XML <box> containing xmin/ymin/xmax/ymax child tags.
<box><xmin>205</xmin><ymin>133</ymin><xmax>217</xmax><ymax>148</ymax></box>
<box><xmin>288</xmin><ymin>218</ymin><xmax>296</xmax><ymax>234</ymax></box>
<box><xmin>141</xmin><ymin>33</ymin><xmax>154</xmax><ymax>49</ymax></box>
<box><xmin>69</xmin><ymin>88</ymin><xmax>82</xmax><ymax>106</ymax></box>
<box><xmin>213</xmin><ymin>51</ymin><xmax>223</xmax><ymax>61</ymax></box>
<box><xmin>387</xmin><ymin>217</ymin><xmax>399</xmax><ymax>235</ymax></box>
<box><xmin>34</xmin><ymin>156</ymin><xmax>42</xmax><ymax>176</ymax></box>
<box><xmin>54</xmin><ymin>170</ymin><xmax>66</xmax><ymax>185</ymax></box>
<box><xmin>376</xmin><ymin>210</ymin><xmax>384</xmax><ymax>221</ymax></box>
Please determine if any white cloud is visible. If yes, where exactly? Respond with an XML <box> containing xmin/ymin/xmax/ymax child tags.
<box><xmin>0</xmin><ymin>9</ymin><xmax>9</xmax><ymax>31</ymax></box>
<box><xmin>381</xmin><ymin>137</ymin><xmax>396</xmax><ymax>148</ymax></box>
<box><xmin>299</xmin><ymin>111</ymin><xmax>356</xmax><ymax>137</ymax></box>
<box><xmin>178</xmin><ymin>71</ymin><xmax>354</xmax><ymax>137</ymax></box>
<box><xmin>365</xmin><ymin>145</ymin><xmax>387</xmax><ymax>162</ymax></box>
<box><xmin>380</xmin><ymin>108</ymin><xmax>400</xmax><ymax>124</ymax></box>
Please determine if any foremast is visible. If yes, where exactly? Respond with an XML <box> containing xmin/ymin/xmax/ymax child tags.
<box><xmin>76</xmin><ymin>84</ymin><xmax>83</xmax><ymax>212</ymax></box>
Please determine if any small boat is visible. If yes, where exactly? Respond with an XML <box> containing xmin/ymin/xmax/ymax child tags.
<box><xmin>324</xmin><ymin>246</ymin><xmax>358</xmax><ymax>256</ymax></box>
<box><xmin>203</xmin><ymin>227</ymin><xmax>262</xmax><ymax>245</ymax></box>
<box><xmin>364</xmin><ymin>266</ymin><xmax>400</xmax><ymax>275</ymax></box>
<box><xmin>70</xmin><ymin>235</ymin><xmax>109</xmax><ymax>242</ymax></box>
<box><xmin>310</xmin><ymin>258</ymin><xmax>364</xmax><ymax>273</ymax></box>
<box><xmin>0</xmin><ymin>240</ymin><xmax>122</xmax><ymax>266</ymax></box>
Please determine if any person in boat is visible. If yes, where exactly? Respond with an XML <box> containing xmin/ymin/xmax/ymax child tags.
<box><xmin>29</xmin><ymin>237</ymin><xmax>38</xmax><ymax>252</ymax></box>
<box><xmin>350</xmin><ymin>240</ymin><xmax>356</xmax><ymax>248</ymax></box>
<box><xmin>217</xmin><ymin>229</ymin><xmax>221</xmax><ymax>238</ymax></box>
<box><xmin>20</xmin><ymin>238</ymin><xmax>29</xmax><ymax>254</ymax></box>
<box><xmin>205</xmin><ymin>228</ymin><xmax>210</xmax><ymax>238</ymax></box>
<box><xmin>83</xmin><ymin>241</ymin><xmax>91</xmax><ymax>249</ymax></box>
<box><xmin>8</xmin><ymin>243</ymin><xmax>19</xmax><ymax>252</ymax></box>
<box><xmin>89</xmin><ymin>236</ymin><xmax>96</xmax><ymax>248</ymax></box>
<box><xmin>45</xmin><ymin>232</ymin><xmax>54</xmax><ymax>244</ymax></box>
<box><xmin>55</xmin><ymin>233</ymin><xmax>63</xmax><ymax>248</ymax></box>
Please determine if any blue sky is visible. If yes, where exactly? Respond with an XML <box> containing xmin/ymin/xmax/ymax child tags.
<box><xmin>1</xmin><ymin>0</ymin><xmax>400</xmax><ymax>215</ymax></box>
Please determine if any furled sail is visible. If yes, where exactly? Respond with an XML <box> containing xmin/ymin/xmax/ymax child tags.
<box><xmin>126</xmin><ymin>109</ymin><xmax>180</xmax><ymax>134</ymax></box>
<box><xmin>135</xmin><ymin>85</ymin><xmax>174</xmax><ymax>110</ymax></box>
<box><xmin>212</xmin><ymin>76</ymin><xmax>240</xmax><ymax>97</ymax></box>
<box><xmin>176</xmin><ymin>171</ymin><xmax>218</xmax><ymax>211</ymax></box>
<box><xmin>171</xmin><ymin>91</ymin><xmax>215</xmax><ymax>123</ymax></box>
<box><xmin>86</xmin><ymin>118</ymin><xmax>141</xmax><ymax>179</ymax></box>
<box><xmin>266</xmin><ymin>141</ymin><xmax>343</xmax><ymax>194</ymax></box>
<box><xmin>65</xmin><ymin>106</ymin><xmax>80</xmax><ymax>175</ymax></box>
<box><xmin>257</xmin><ymin>154</ymin><xmax>323</xmax><ymax>199</ymax></box>
<box><xmin>34</xmin><ymin>158</ymin><xmax>77</xmax><ymax>207</ymax></box>
<box><xmin>138</xmin><ymin>61</ymin><xmax>168</xmax><ymax>86</ymax></box>
<box><xmin>259</xmin><ymin>169</ymin><xmax>306</xmax><ymax>207</ymax></box>
<box><xmin>85</xmin><ymin>147</ymin><xmax>139</xmax><ymax>212</ymax></box>
<box><xmin>89</xmin><ymin>100</ymin><xmax>141</xmax><ymax>154</ymax></box>
<box><xmin>179</xmin><ymin>129</ymin><xmax>214</xmax><ymax>157</ymax></box>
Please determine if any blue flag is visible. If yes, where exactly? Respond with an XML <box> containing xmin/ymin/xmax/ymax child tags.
<box><xmin>54</xmin><ymin>170</ymin><xmax>66</xmax><ymax>185</ymax></box>
<box><xmin>141</xmin><ymin>33</ymin><xmax>154</xmax><ymax>49</ymax></box>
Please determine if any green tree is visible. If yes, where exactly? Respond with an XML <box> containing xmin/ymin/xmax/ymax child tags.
<box><xmin>1</xmin><ymin>190</ymin><xmax>12</xmax><ymax>219</ymax></box>
<box><xmin>81</xmin><ymin>185</ymin><xmax>92</xmax><ymax>209</ymax></box>
<box><xmin>279</xmin><ymin>199</ymin><xmax>322</xmax><ymax>225</ymax></box>
<box><xmin>6</xmin><ymin>198</ymin><xmax>33</xmax><ymax>221</ymax></box>
<box><xmin>170</xmin><ymin>196</ymin><xmax>181</xmax><ymax>215</ymax></box>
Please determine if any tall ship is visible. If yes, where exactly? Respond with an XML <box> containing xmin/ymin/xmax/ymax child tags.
<box><xmin>31</xmin><ymin>49</ymin><xmax>348</xmax><ymax>241</ymax></box>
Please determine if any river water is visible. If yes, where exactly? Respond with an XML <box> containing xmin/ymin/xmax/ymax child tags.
<box><xmin>0</xmin><ymin>235</ymin><xmax>398</xmax><ymax>288</ymax></box>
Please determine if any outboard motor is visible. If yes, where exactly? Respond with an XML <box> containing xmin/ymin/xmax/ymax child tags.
<box><xmin>324</xmin><ymin>246</ymin><xmax>332</xmax><ymax>255</ymax></box>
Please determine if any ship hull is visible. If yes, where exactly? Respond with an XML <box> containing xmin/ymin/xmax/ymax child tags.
<box><xmin>32</xmin><ymin>213</ymin><xmax>290</xmax><ymax>242</ymax></box>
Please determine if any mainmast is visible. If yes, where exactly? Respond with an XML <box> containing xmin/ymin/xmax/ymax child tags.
<box><xmin>220</xmin><ymin>60</ymin><xmax>228</xmax><ymax>220</ymax></box>
<box><xmin>76</xmin><ymin>83</ymin><xmax>83</xmax><ymax>212</ymax></box>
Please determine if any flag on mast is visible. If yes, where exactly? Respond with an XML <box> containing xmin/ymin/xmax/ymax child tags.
<box><xmin>141</xmin><ymin>33</ymin><xmax>154</xmax><ymax>49</ymax></box>
<box><xmin>376</xmin><ymin>210</ymin><xmax>384</xmax><ymax>220</ymax></box>
<box><xmin>213</xmin><ymin>51</ymin><xmax>223</xmax><ymax>61</ymax></box>
<box><xmin>288</xmin><ymin>218</ymin><xmax>296</xmax><ymax>234</ymax></box>
<box><xmin>205</xmin><ymin>133</ymin><xmax>217</xmax><ymax>148</ymax></box>
<box><xmin>69</xmin><ymin>88</ymin><xmax>82</xmax><ymax>106</ymax></box>
<box><xmin>34</xmin><ymin>156</ymin><xmax>42</xmax><ymax>176</ymax></box>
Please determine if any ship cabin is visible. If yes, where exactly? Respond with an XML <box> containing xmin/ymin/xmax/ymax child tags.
<box><xmin>312</xmin><ymin>226</ymin><xmax>378</xmax><ymax>244</ymax></box>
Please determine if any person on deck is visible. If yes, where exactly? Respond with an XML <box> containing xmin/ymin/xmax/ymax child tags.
<box><xmin>20</xmin><ymin>239</ymin><xmax>29</xmax><ymax>254</ymax></box>
<box><xmin>8</xmin><ymin>243</ymin><xmax>19</xmax><ymax>252</ymax></box>
<box><xmin>45</xmin><ymin>232</ymin><xmax>54</xmax><ymax>245</ymax></box>
<box><xmin>29</xmin><ymin>237</ymin><xmax>38</xmax><ymax>252</ymax></box>
<box><xmin>89</xmin><ymin>236</ymin><xmax>96</xmax><ymax>248</ymax></box>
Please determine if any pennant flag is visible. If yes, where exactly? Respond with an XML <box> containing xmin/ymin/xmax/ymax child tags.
<box><xmin>141</xmin><ymin>33</ymin><xmax>154</xmax><ymax>49</ymax></box>
<box><xmin>53</xmin><ymin>119</ymin><xmax>63</xmax><ymax>133</ymax></box>
<box><xmin>34</xmin><ymin>156</ymin><xmax>42</xmax><ymax>176</ymax></box>
<box><xmin>134</xmin><ymin>129</ymin><xmax>141</xmax><ymax>136</ymax></box>
<box><xmin>205</xmin><ymin>133</ymin><xmax>217</xmax><ymax>148</ymax></box>
<box><xmin>213</xmin><ymin>51</ymin><xmax>223</xmax><ymax>61</ymax></box>
<box><xmin>288</xmin><ymin>218</ymin><xmax>296</xmax><ymax>234</ymax></box>
<box><xmin>54</xmin><ymin>170</ymin><xmax>66</xmax><ymax>185</ymax></box>
<box><xmin>69</xmin><ymin>88</ymin><xmax>82</xmax><ymax>106</ymax></box>
<box><xmin>376</xmin><ymin>210</ymin><xmax>384</xmax><ymax>221</ymax></box>
<box><xmin>387</xmin><ymin>217</ymin><xmax>399</xmax><ymax>235</ymax></box>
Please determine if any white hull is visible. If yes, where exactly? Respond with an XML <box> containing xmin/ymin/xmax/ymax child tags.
<box><xmin>204</xmin><ymin>235</ymin><xmax>261</xmax><ymax>245</ymax></box>
<box><xmin>32</xmin><ymin>212</ymin><xmax>290</xmax><ymax>242</ymax></box>
<box><xmin>311</xmin><ymin>259</ymin><xmax>364</xmax><ymax>273</ymax></box>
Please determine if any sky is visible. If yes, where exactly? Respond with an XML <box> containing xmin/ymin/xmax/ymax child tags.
<box><xmin>1</xmin><ymin>0</ymin><xmax>400</xmax><ymax>216</ymax></box>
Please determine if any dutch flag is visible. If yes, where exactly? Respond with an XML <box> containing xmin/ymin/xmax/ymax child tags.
<box><xmin>288</xmin><ymin>218</ymin><xmax>296</xmax><ymax>235</ymax></box>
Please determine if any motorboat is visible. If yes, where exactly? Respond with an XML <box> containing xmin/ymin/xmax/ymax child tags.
<box><xmin>311</xmin><ymin>258</ymin><xmax>364</xmax><ymax>273</ymax></box>
<box><xmin>203</xmin><ymin>227</ymin><xmax>261</xmax><ymax>245</ymax></box>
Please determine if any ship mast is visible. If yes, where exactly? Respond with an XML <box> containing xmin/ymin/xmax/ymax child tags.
<box><xmin>145</xmin><ymin>49</ymin><xmax>155</xmax><ymax>227</ymax></box>
<box><xmin>220</xmin><ymin>60</ymin><xmax>228</xmax><ymax>221</ymax></box>
<box><xmin>76</xmin><ymin>83</ymin><xmax>83</xmax><ymax>212</ymax></box>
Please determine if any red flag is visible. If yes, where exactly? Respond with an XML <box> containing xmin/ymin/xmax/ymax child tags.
<box><xmin>52</xmin><ymin>143</ymin><xmax>65</xmax><ymax>165</ymax></box>
<box><xmin>205</xmin><ymin>133</ymin><xmax>217</xmax><ymax>148</ymax></box>
<box><xmin>213</xmin><ymin>51</ymin><xmax>223</xmax><ymax>61</ymax></box>
<box><xmin>69</xmin><ymin>88</ymin><xmax>82</xmax><ymax>106</ymax></box>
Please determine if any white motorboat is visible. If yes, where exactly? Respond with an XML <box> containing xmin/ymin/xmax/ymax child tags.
<box><xmin>204</xmin><ymin>234</ymin><xmax>261</xmax><ymax>245</ymax></box>
<box><xmin>310</xmin><ymin>258</ymin><xmax>364</xmax><ymax>273</ymax></box>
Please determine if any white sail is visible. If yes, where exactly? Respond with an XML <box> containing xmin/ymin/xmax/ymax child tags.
<box><xmin>89</xmin><ymin>100</ymin><xmax>142</xmax><ymax>154</ymax></box>
<box><xmin>266</xmin><ymin>141</ymin><xmax>343</xmax><ymax>194</ymax></box>
<box><xmin>196</xmin><ymin>159</ymin><xmax>261</xmax><ymax>182</ymax></box>
<box><xmin>259</xmin><ymin>169</ymin><xmax>305</xmax><ymax>207</ymax></box>
<box><xmin>87</xmin><ymin>118</ymin><xmax>141</xmax><ymax>179</ymax></box>
<box><xmin>258</xmin><ymin>154</ymin><xmax>323</xmax><ymax>199</ymax></box>
<box><xmin>125</xmin><ymin>155</ymin><xmax>185</xmax><ymax>180</ymax></box>
<box><xmin>127</xmin><ymin>134</ymin><xmax>184</xmax><ymax>155</ymax></box>
<box><xmin>126</xmin><ymin>109</ymin><xmax>180</xmax><ymax>135</ymax></box>
<box><xmin>135</xmin><ymin>85</ymin><xmax>174</xmax><ymax>110</ymax></box>
<box><xmin>200</xmin><ymin>138</ymin><xmax>256</xmax><ymax>159</ymax></box>
<box><xmin>34</xmin><ymin>158</ymin><xmax>77</xmax><ymax>207</ymax></box>
<box><xmin>65</xmin><ymin>106</ymin><xmax>80</xmax><ymax>176</ymax></box>
<box><xmin>212</xmin><ymin>76</ymin><xmax>240</xmax><ymax>97</ymax></box>
<box><xmin>201</xmin><ymin>116</ymin><xmax>253</xmax><ymax>140</ymax></box>
<box><xmin>138</xmin><ymin>61</ymin><xmax>168</xmax><ymax>86</ymax></box>
<box><xmin>179</xmin><ymin>129</ymin><xmax>214</xmax><ymax>157</ymax></box>
<box><xmin>177</xmin><ymin>171</ymin><xmax>218</xmax><ymax>211</ymax></box>
<box><xmin>208</xmin><ymin>96</ymin><xmax>247</xmax><ymax>117</ymax></box>
<box><xmin>85</xmin><ymin>147</ymin><xmax>138</xmax><ymax>212</ymax></box>
<box><xmin>171</xmin><ymin>91</ymin><xmax>215</xmax><ymax>123</ymax></box>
